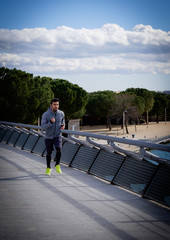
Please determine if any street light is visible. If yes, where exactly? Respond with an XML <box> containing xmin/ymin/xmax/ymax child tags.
<box><xmin>165</xmin><ymin>107</ymin><xmax>168</xmax><ymax>124</ymax></box>
<box><xmin>123</xmin><ymin>110</ymin><xmax>127</xmax><ymax>134</ymax></box>
<box><xmin>147</xmin><ymin>109</ymin><xmax>150</xmax><ymax>129</ymax></box>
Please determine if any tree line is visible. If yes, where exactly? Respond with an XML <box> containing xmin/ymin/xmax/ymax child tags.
<box><xmin>0</xmin><ymin>67</ymin><xmax>88</xmax><ymax>123</ymax></box>
<box><xmin>86</xmin><ymin>89</ymin><xmax>170</xmax><ymax>131</ymax></box>
<box><xmin>0</xmin><ymin>67</ymin><xmax>170</xmax><ymax>131</ymax></box>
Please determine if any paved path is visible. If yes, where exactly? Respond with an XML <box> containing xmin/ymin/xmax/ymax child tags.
<box><xmin>0</xmin><ymin>142</ymin><xmax>170</xmax><ymax>240</ymax></box>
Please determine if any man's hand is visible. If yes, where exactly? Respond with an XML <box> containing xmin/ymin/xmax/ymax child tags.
<box><xmin>60</xmin><ymin>124</ymin><xmax>65</xmax><ymax>130</ymax></box>
<box><xmin>51</xmin><ymin>117</ymin><xmax>55</xmax><ymax>123</ymax></box>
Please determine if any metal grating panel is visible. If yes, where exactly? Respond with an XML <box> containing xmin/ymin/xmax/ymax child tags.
<box><xmin>14</xmin><ymin>133</ymin><xmax>29</xmax><ymax>148</ymax></box>
<box><xmin>145</xmin><ymin>164</ymin><xmax>170</xmax><ymax>207</ymax></box>
<box><xmin>60</xmin><ymin>142</ymin><xmax>80</xmax><ymax>165</ymax></box>
<box><xmin>89</xmin><ymin>150</ymin><xmax>125</xmax><ymax>182</ymax></box>
<box><xmin>32</xmin><ymin>136</ymin><xmax>46</xmax><ymax>155</ymax></box>
<box><xmin>71</xmin><ymin>145</ymin><xmax>99</xmax><ymax>172</ymax></box>
<box><xmin>1</xmin><ymin>129</ymin><xmax>13</xmax><ymax>143</ymax></box>
<box><xmin>113</xmin><ymin>157</ymin><xmax>157</xmax><ymax>195</ymax></box>
<box><xmin>7</xmin><ymin>131</ymin><xmax>20</xmax><ymax>145</ymax></box>
<box><xmin>42</xmin><ymin>149</ymin><xmax>47</xmax><ymax>157</ymax></box>
<box><xmin>22</xmin><ymin>134</ymin><xmax>39</xmax><ymax>151</ymax></box>
<box><xmin>0</xmin><ymin>128</ymin><xmax>6</xmax><ymax>141</ymax></box>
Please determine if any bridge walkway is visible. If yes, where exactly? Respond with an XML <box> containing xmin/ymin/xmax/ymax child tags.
<box><xmin>0</xmin><ymin>142</ymin><xmax>170</xmax><ymax>240</ymax></box>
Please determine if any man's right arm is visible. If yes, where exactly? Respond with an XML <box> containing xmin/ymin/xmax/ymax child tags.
<box><xmin>41</xmin><ymin>113</ymin><xmax>53</xmax><ymax>130</ymax></box>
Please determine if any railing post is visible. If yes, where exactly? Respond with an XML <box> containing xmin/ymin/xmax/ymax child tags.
<box><xmin>140</xmin><ymin>146</ymin><xmax>145</xmax><ymax>158</ymax></box>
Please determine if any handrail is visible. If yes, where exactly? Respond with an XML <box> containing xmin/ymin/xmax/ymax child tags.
<box><xmin>1</xmin><ymin>121</ymin><xmax>170</xmax><ymax>208</ymax></box>
<box><xmin>1</xmin><ymin>121</ymin><xmax>170</xmax><ymax>152</ymax></box>
<box><xmin>0</xmin><ymin>121</ymin><xmax>41</xmax><ymax>130</ymax></box>
<box><xmin>64</xmin><ymin>129</ymin><xmax>170</xmax><ymax>152</ymax></box>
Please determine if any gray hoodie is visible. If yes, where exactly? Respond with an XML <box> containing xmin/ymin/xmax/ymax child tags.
<box><xmin>41</xmin><ymin>108</ymin><xmax>65</xmax><ymax>139</ymax></box>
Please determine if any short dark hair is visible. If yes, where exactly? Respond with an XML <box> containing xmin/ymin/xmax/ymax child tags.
<box><xmin>51</xmin><ymin>98</ymin><xmax>60</xmax><ymax>104</ymax></box>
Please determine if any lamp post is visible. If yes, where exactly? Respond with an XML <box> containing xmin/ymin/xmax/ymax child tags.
<box><xmin>147</xmin><ymin>109</ymin><xmax>150</xmax><ymax>129</ymax></box>
<box><xmin>123</xmin><ymin>110</ymin><xmax>127</xmax><ymax>134</ymax></box>
<box><xmin>165</xmin><ymin>107</ymin><xmax>167</xmax><ymax>124</ymax></box>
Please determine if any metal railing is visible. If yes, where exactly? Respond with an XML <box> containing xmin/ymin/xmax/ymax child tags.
<box><xmin>0</xmin><ymin>121</ymin><xmax>170</xmax><ymax>164</ymax></box>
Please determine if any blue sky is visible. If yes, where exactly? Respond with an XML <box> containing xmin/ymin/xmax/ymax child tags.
<box><xmin>0</xmin><ymin>0</ymin><xmax>170</xmax><ymax>92</ymax></box>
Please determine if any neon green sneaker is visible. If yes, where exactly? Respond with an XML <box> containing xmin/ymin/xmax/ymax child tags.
<box><xmin>46</xmin><ymin>168</ymin><xmax>52</xmax><ymax>175</ymax></box>
<box><xmin>55</xmin><ymin>165</ymin><xmax>62</xmax><ymax>173</ymax></box>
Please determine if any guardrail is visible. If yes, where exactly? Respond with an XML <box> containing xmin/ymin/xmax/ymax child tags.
<box><xmin>0</xmin><ymin>121</ymin><xmax>170</xmax><ymax>207</ymax></box>
<box><xmin>0</xmin><ymin>121</ymin><xmax>170</xmax><ymax>164</ymax></box>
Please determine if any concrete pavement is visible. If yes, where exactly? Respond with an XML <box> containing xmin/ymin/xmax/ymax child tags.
<box><xmin>0</xmin><ymin>142</ymin><xmax>170</xmax><ymax>240</ymax></box>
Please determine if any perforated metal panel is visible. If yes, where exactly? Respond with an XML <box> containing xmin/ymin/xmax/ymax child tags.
<box><xmin>7</xmin><ymin>131</ymin><xmax>20</xmax><ymax>145</ymax></box>
<box><xmin>113</xmin><ymin>157</ymin><xmax>157</xmax><ymax>195</ymax></box>
<box><xmin>70</xmin><ymin>145</ymin><xmax>99</xmax><ymax>172</ymax></box>
<box><xmin>60</xmin><ymin>142</ymin><xmax>80</xmax><ymax>165</ymax></box>
<box><xmin>22</xmin><ymin>134</ymin><xmax>39</xmax><ymax>151</ymax></box>
<box><xmin>32</xmin><ymin>136</ymin><xmax>46</xmax><ymax>155</ymax></box>
<box><xmin>42</xmin><ymin>149</ymin><xmax>47</xmax><ymax>157</ymax></box>
<box><xmin>0</xmin><ymin>128</ymin><xmax>6</xmax><ymax>141</ymax></box>
<box><xmin>1</xmin><ymin>129</ymin><xmax>13</xmax><ymax>143</ymax></box>
<box><xmin>14</xmin><ymin>133</ymin><xmax>29</xmax><ymax>148</ymax></box>
<box><xmin>145</xmin><ymin>164</ymin><xmax>170</xmax><ymax>207</ymax></box>
<box><xmin>89</xmin><ymin>150</ymin><xmax>125</xmax><ymax>182</ymax></box>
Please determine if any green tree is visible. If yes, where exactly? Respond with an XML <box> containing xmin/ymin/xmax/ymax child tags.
<box><xmin>0</xmin><ymin>68</ymin><xmax>54</xmax><ymax>123</ymax></box>
<box><xmin>27</xmin><ymin>76</ymin><xmax>54</xmax><ymax>123</ymax></box>
<box><xmin>150</xmin><ymin>91</ymin><xmax>168</xmax><ymax>123</ymax></box>
<box><xmin>50</xmin><ymin>79</ymin><xmax>88</xmax><ymax>119</ymax></box>
<box><xmin>113</xmin><ymin>93</ymin><xmax>145</xmax><ymax>133</ymax></box>
<box><xmin>166</xmin><ymin>94</ymin><xmax>170</xmax><ymax>121</ymax></box>
<box><xmin>0</xmin><ymin>67</ymin><xmax>32</xmax><ymax>122</ymax></box>
<box><xmin>86</xmin><ymin>91</ymin><xmax>116</xmax><ymax>130</ymax></box>
<box><xmin>125</xmin><ymin>88</ymin><xmax>154</xmax><ymax>124</ymax></box>
<box><xmin>125</xmin><ymin>88</ymin><xmax>154</xmax><ymax>113</ymax></box>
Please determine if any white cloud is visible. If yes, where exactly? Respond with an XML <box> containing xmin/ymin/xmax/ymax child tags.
<box><xmin>128</xmin><ymin>24</ymin><xmax>170</xmax><ymax>47</ymax></box>
<box><xmin>0</xmin><ymin>24</ymin><xmax>170</xmax><ymax>75</ymax></box>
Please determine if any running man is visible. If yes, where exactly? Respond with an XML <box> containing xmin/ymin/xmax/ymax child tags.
<box><xmin>41</xmin><ymin>98</ymin><xmax>65</xmax><ymax>175</ymax></box>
